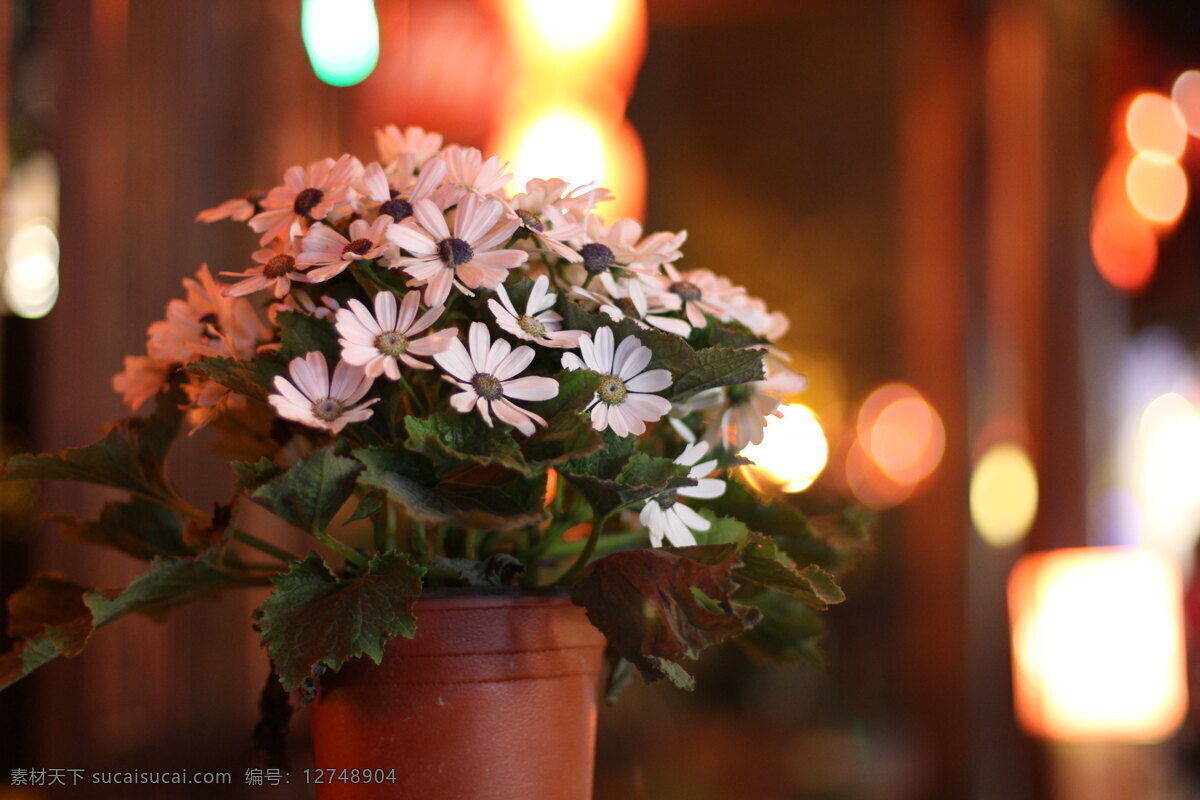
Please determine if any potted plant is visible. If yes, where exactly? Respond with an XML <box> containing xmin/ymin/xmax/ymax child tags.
<box><xmin>0</xmin><ymin>127</ymin><xmax>867</xmax><ymax>799</ymax></box>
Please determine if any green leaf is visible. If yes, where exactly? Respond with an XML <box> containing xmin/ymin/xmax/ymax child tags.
<box><xmin>276</xmin><ymin>310</ymin><xmax>340</xmax><ymax>363</ymax></box>
<box><xmin>52</xmin><ymin>498</ymin><xmax>190</xmax><ymax>560</ymax></box>
<box><xmin>670</xmin><ymin>347</ymin><xmax>765</xmax><ymax>401</ymax></box>
<box><xmin>231</xmin><ymin>457</ymin><xmax>285</xmax><ymax>492</ymax></box>
<box><xmin>560</xmin><ymin>428</ymin><xmax>636</xmax><ymax>479</ymax></box>
<box><xmin>733</xmin><ymin>534</ymin><xmax>846</xmax><ymax>610</ymax></box>
<box><xmin>404</xmin><ymin>412</ymin><xmax>529</xmax><ymax>474</ymax></box>
<box><xmin>186</xmin><ymin>356</ymin><xmax>279</xmax><ymax>401</ymax></box>
<box><xmin>350</xmin><ymin>260</ymin><xmax>411</xmax><ymax>296</ymax></box>
<box><xmin>571</xmin><ymin>548</ymin><xmax>761</xmax><ymax>686</ymax></box>
<box><xmin>0</xmin><ymin>382</ymin><xmax>185</xmax><ymax>502</ymax></box>
<box><xmin>0</xmin><ymin>574</ymin><xmax>94</xmax><ymax>690</ymax></box>
<box><xmin>256</xmin><ymin>552</ymin><xmax>425</xmax><ymax>691</ymax></box>
<box><xmin>251</xmin><ymin>448</ymin><xmax>363</xmax><ymax>533</ymax></box>
<box><xmin>692</xmin><ymin>511</ymin><xmax>753</xmax><ymax>546</ymax></box>
<box><xmin>735</xmin><ymin>589</ymin><xmax>827</xmax><ymax>665</ymax></box>
<box><xmin>559</xmin><ymin>452</ymin><xmax>697</xmax><ymax>519</ymax></box>
<box><xmin>520</xmin><ymin>411</ymin><xmax>603</xmax><ymax>470</ymax></box>
<box><xmin>689</xmin><ymin>315</ymin><xmax>769</xmax><ymax>350</ymax></box>
<box><xmin>355</xmin><ymin>445</ymin><xmax>548</xmax><ymax>531</ymax></box>
<box><xmin>525</xmin><ymin>370</ymin><xmax>600</xmax><ymax>419</ymax></box>
<box><xmin>346</xmin><ymin>493</ymin><xmax>385</xmax><ymax>523</ymax></box>
<box><xmin>84</xmin><ymin>551</ymin><xmax>253</xmax><ymax>626</ymax></box>
<box><xmin>703</xmin><ymin>479</ymin><xmax>845</xmax><ymax>569</ymax></box>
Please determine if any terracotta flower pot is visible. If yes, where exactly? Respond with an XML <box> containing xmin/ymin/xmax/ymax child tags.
<box><xmin>311</xmin><ymin>590</ymin><xmax>607</xmax><ymax>800</ymax></box>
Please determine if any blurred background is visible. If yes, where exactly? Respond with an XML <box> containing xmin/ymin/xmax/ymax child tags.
<box><xmin>3</xmin><ymin>0</ymin><xmax>1200</xmax><ymax>798</ymax></box>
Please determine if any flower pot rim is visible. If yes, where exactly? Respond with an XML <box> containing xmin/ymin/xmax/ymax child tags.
<box><xmin>414</xmin><ymin>585</ymin><xmax>574</xmax><ymax>609</ymax></box>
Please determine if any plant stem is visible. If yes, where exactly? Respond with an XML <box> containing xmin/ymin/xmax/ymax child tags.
<box><xmin>397</xmin><ymin>373</ymin><xmax>426</xmax><ymax>414</ymax></box>
<box><xmin>411</xmin><ymin>518</ymin><xmax>429</xmax><ymax>564</ymax></box>
<box><xmin>314</xmin><ymin>528</ymin><xmax>368</xmax><ymax>568</ymax></box>
<box><xmin>556</xmin><ymin>511</ymin><xmax>609</xmax><ymax>585</ymax></box>
<box><xmin>233</xmin><ymin>530</ymin><xmax>299</xmax><ymax>564</ymax></box>
<box><xmin>464</xmin><ymin>529</ymin><xmax>478</xmax><ymax>560</ymax></box>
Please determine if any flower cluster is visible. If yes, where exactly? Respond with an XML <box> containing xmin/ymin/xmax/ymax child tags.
<box><xmin>5</xmin><ymin>125</ymin><xmax>860</xmax><ymax>703</ymax></box>
<box><xmin>119</xmin><ymin>126</ymin><xmax>805</xmax><ymax>487</ymax></box>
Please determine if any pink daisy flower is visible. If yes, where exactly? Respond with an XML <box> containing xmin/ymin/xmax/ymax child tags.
<box><xmin>249</xmin><ymin>154</ymin><xmax>363</xmax><ymax>246</ymax></box>
<box><xmin>222</xmin><ymin>243</ymin><xmax>312</xmax><ymax>300</ymax></box>
<box><xmin>570</xmin><ymin>216</ymin><xmax>687</xmax><ymax>278</ymax></box>
<box><xmin>375</xmin><ymin>125</ymin><xmax>443</xmax><ymax>174</ymax></box>
<box><xmin>195</xmin><ymin>191</ymin><xmax>261</xmax><ymax>223</ymax></box>
<box><xmin>561</xmin><ymin>326</ymin><xmax>674</xmax><ymax>437</ymax></box>
<box><xmin>488</xmin><ymin>275</ymin><xmax>583</xmax><ymax>349</ymax></box>
<box><xmin>111</xmin><ymin>355</ymin><xmax>170</xmax><ymax>411</ymax></box>
<box><xmin>296</xmin><ymin>216</ymin><xmax>392</xmax><ymax>282</ymax></box>
<box><xmin>432</xmin><ymin>146</ymin><xmax>512</xmax><ymax>206</ymax></box>
<box><xmin>434</xmin><ymin>322</ymin><xmax>559</xmax><ymax>436</ymax></box>
<box><xmin>658</xmin><ymin>264</ymin><xmax>747</xmax><ymax>329</ymax></box>
<box><xmin>507</xmin><ymin>179</ymin><xmax>584</xmax><ymax>262</ymax></box>
<box><xmin>352</xmin><ymin>158</ymin><xmax>447</xmax><ymax>222</ymax></box>
<box><xmin>268</xmin><ymin>351</ymin><xmax>378</xmax><ymax>434</ymax></box>
<box><xmin>335</xmin><ymin>291</ymin><xmax>455</xmax><ymax>379</ymax></box>
<box><xmin>387</xmin><ymin>194</ymin><xmax>527</xmax><ymax>307</ymax></box>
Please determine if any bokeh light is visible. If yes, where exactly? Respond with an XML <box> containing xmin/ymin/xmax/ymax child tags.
<box><xmin>3</xmin><ymin>222</ymin><xmax>59</xmax><ymax>319</ymax></box>
<box><xmin>1125</xmin><ymin>150</ymin><xmax>1189</xmax><ymax>225</ymax></box>
<box><xmin>970</xmin><ymin>442</ymin><xmax>1038</xmax><ymax>547</ymax></box>
<box><xmin>523</xmin><ymin>0</ymin><xmax>624</xmax><ymax>53</ymax></box>
<box><xmin>1171</xmin><ymin>70</ymin><xmax>1200</xmax><ymax>138</ymax></box>
<box><xmin>856</xmin><ymin>383</ymin><xmax>945</xmax><ymax>486</ymax></box>
<box><xmin>740</xmin><ymin>404</ymin><xmax>829</xmax><ymax>493</ymax></box>
<box><xmin>1089</xmin><ymin>204</ymin><xmax>1158</xmax><ymax>293</ymax></box>
<box><xmin>1137</xmin><ymin>393</ymin><xmax>1200</xmax><ymax>543</ymax></box>
<box><xmin>1124</xmin><ymin>92</ymin><xmax>1187</xmax><ymax>159</ymax></box>
<box><xmin>844</xmin><ymin>438</ymin><xmax>914</xmax><ymax>510</ymax></box>
<box><xmin>1009</xmin><ymin>548</ymin><xmax>1188</xmax><ymax>742</ymax></box>
<box><xmin>301</xmin><ymin>0</ymin><xmax>380</xmax><ymax>87</ymax></box>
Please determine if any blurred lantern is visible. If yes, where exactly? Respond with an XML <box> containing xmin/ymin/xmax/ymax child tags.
<box><xmin>740</xmin><ymin>404</ymin><xmax>829</xmax><ymax>493</ymax></box>
<box><xmin>1124</xmin><ymin>92</ymin><xmax>1187</xmax><ymax>159</ymax></box>
<box><xmin>302</xmin><ymin>0</ymin><xmax>380</xmax><ymax>87</ymax></box>
<box><xmin>970</xmin><ymin>442</ymin><xmax>1038</xmax><ymax>547</ymax></box>
<box><xmin>1125</xmin><ymin>150</ymin><xmax>1188</xmax><ymax>226</ymax></box>
<box><xmin>1008</xmin><ymin>548</ymin><xmax>1187</xmax><ymax>742</ymax></box>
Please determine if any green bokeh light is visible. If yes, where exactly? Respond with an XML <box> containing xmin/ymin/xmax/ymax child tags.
<box><xmin>302</xmin><ymin>0</ymin><xmax>380</xmax><ymax>88</ymax></box>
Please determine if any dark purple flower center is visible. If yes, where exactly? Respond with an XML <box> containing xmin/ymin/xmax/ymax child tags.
<box><xmin>471</xmin><ymin>373</ymin><xmax>503</xmax><ymax>400</ymax></box>
<box><xmin>437</xmin><ymin>237</ymin><xmax>475</xmax><ymax>268</ymax></box>
<box><xmin>516</xmin><ymin>209</ymin><xmax>545</xmax><ymax>233</ymax></box>
<box><xmin>670</xmin><ymin>281</ymin><xmax>702</xmax><ymax>302</ymax></box>
<box><xmin>343</xmin><ymin>238</ymin><xmax>374</xmax><ymax>257</ymax></box>
<box><xmin>580</xmin><ymin>242</ymin><xmax>615</xmax><ymax>273</ymax></box>
<box><xmin>263</xmin><ymin>254</ymin><xmax>296</xmax><ymax>278</ymax></box>
<box><xmin>380</xmin><ymin>197</ymin><xmax>413</xmax><ymax>222</ymax></box>
<box><xmin>293</xmin><ymin>187</ymin><xmax>325</xmax><ymax>217</ymax></box>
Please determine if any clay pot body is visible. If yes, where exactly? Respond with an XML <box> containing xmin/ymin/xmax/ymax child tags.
<box><xmin>311</xmin><ymin>591</ymin><xmax>607</xmax><ymax>800</ymax></box>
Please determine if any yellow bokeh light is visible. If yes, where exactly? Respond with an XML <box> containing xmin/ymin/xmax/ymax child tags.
<box><xmin>1125</xmin><ymin>92</ymin><xmax>1188</xmax><ymax>159</ymax></box>
<box><xmin>1125</xmin><ymin>150</ymin><xmax>1189</xmax><ymax>225</ymax></box>
<box><xmin>1008</xmin><ymin>548</ymin><xmax>1188</xmax><ymax>742</ymax></box>
<box><xmin>512</xmin><ymin>110</ymin><xmax>607</xmax><ymax>190</ymax></box>
<box><xmin>1137</xmin><ymin>393</ymin><xmax>1200</xmax><ymax>539</ymax></box>
<box><xmin>740</xmin><ymin>404</ymin><xmax>829</xmax><ymax>493</ymax></box>
<box><xmin>523</xmin><ymin>0</ymin><xmax>623</xmax><ymax>53</ymax></box>
<box><xmin>970</xmin><ymin>442</ymin><xmax>1038</xmax><ymax>547</ymax></box>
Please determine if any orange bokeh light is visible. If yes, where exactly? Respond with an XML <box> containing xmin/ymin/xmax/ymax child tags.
<box><xmin>856</xmin><ymin>383</ymin><xmax>945</xmax><ymax>487</ymax></box>
<box><xmin>1125</xmin><ymin>151</ymin><xmax>1189</xmax><ymax>225</ymax></box>
<box><xmin>1009</xmin><ymin>548</ymin><xmax>1188</xmax><ymax>742</ymax></box>
<box><xmin>1090</xmin><ymin>204</ymin><xmax>1158</xmax><ymax>293</ymax></box>
<box><xmin>844</xmin><ymin>438</ymin><xmax>915</xmax><ymax>510</ymax></box>
<box><xmin>1125</xmin><ymin>92</ymin><xmax>1188</xmax><ymax>159</ymax></box>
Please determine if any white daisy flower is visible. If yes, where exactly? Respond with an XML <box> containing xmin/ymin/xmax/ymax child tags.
<box><xmin>487</xmin><ymin>275</ymin><xmax>583</xmax><ymax>349</ymax></box>
<box><xmin>388</xmin><ymin>194</ymin><xmax>527</xmax><ymax>307</ymax></box>
<box><xmin>640</xmin><ymin>441</ymin><xmax>726</xmax><ymax>547</ymax></box>
<box><xmin>296</xmin><ymin>216</ymin><xmax>392</xmax><ymax>282</ymax></box>
<box><xmin>269</xmin><ymin>351</ymin><xmax>379</xmax><ymax>434</ymax></box>
<box><xmin>658</xmin><ymin>265</ymin><xmax>747</xmax><ymax>329</ymax></box>
<box><xmin>561</xmin><ymin>326</ymin><xmax>673</xmax><ymax>437</ymax></box>
<box><xmin>507</xmin><ymin>179</ymin><xmax>584</xmax><ymax>262</ymax></box>
<box><xmin>570</xmin><ymin>215</ymin><xmax>687</xmax><ymax>278</ymax></box>
<box><xmin>336</xmin><ymin>291</ymin><xmax>455</xmax><ymax>379</ymax></box>
<box><xmin>432</xmin><ymin>145</ymin><xmax>513</xmax><ymax>206</ymax></box>
<box><xmin>681</xmin><ymin>357</ymin><xmax>808</xmax><ymax>452</ymax></box>
<box><xmin>572</xmin><ymin>274</ymin><xmax>692</xmax><ymax>338</ymax></box>
<box><xmin>352</xmin><ymin>158</ymin><xmax>447</xmax><ymax>222</ymax></box>
<box><xmin>434</xmin><ymin>322</ymin><xmax>559</xmax><ymax>436</ymax></box>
